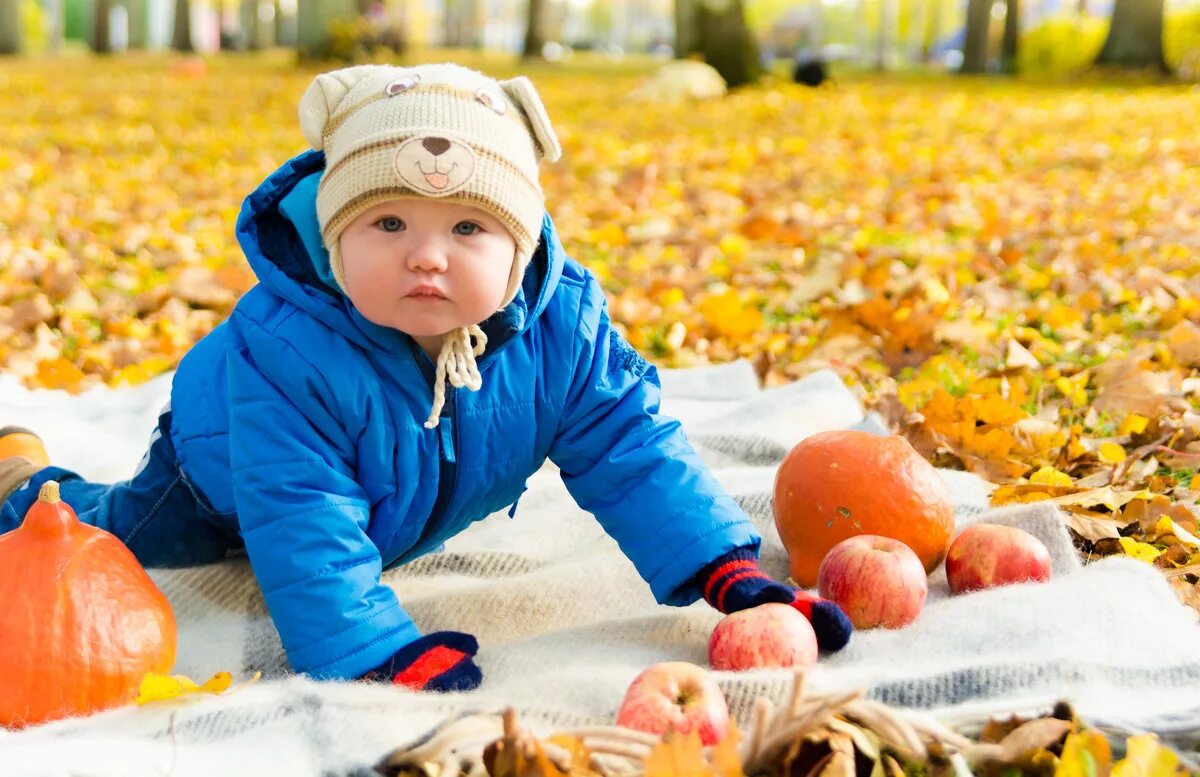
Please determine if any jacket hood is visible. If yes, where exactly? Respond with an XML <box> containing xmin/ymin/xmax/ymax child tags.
<box><xmin>234</xmin><ymin>149</ymin><xmax>565</xmax><ymax>357</ymax></box>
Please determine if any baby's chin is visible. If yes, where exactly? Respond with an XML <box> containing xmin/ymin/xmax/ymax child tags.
<box><xmin>359</xmin><ymin>299</ymin><xmax>501</xmax><ymax>337</ymax></box>
<box><xmin>391</xmin><ymin>312</ymin><xmax>477</xmax><ymax>337</ymax></box>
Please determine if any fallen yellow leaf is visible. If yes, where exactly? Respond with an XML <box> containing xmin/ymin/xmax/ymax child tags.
<box><xmin>136</xmin><ymin>670</ymin><xmax>258</xmax><ymax>705</ymax></box>
<box><xmin>1056</xmin><ymin>730</ymin><xmax>1112</xmax><ymax>777</ymax></box>
<box><xmin>1117</xmin><ymin>414</ymin><xmax>1150</xmax><ymax>436</ymax></box>
<box><xmin>1118</xmin><ymin>537</ymin><xmax>1164</xmax><ymax>564</ymax></box>
<box><xmin>1148</xmin><ymin>516</ymin><xmax>1200</xmax><ymax>549</ymax></box>
<box><xmin>1030</xmin><ymin>466</ymin><xmax>1073</xmax><ymax>487</ymax></box>
<box><xmin>1098</xmin><ymin>442</ymin><xmax>1128</xmax><ymax>464</ymax></box>
<box><xmin>1112</xmin><ymin>733</ymin><xmax>1184</xmax><ymax>777</ymax></box>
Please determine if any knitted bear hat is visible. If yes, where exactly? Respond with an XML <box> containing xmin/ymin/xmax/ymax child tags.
<box><xmin>298</xmin><ymin>63</ymin><xmax>562</xmax><ymax>428</ymax></box>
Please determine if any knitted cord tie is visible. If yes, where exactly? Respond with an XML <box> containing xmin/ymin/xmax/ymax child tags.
<box><xmin>424</xmin><ymin>324</ymin><xmax>488</xmax><ymax>429</ymax></box>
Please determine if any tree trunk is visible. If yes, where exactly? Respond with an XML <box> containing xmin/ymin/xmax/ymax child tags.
<box><xmin>0</xmin><ymin>0</ymin><xmax>19</xmax><ymax>54</ymax></box>
<box><xmin>1094</xmin><ymin>0</ymin><xmax>1169</xmax><ymax>72</ymax></box>
<box><xmin>921</xmin><ymin>0</ymin><xmax>941</xmax><ymax>61</ymax></box>
<box><xmin>296</xmin><ymin>0</ymin><xmax>355</xmax><ymax>58</ymax></box>
<box><xmin>876</xmin><ymin>0</ymin><xmax>897</xmax><ymax>69</ymax></box>
<box><xmin>694</xmin><ymin>0</ymin><xmax>760</xmax><ymax>88</ymax></box>
<box><xmin>674</xmin><ymin>0</ymin><xmax>699</xmax><ymax>57</ymax></box>
<box><xmin>1000</xmin><ymin>0</ymin><xmax>1019</xmax><ymax>73</ymax></box>
<box><xmin>444</xmin><ymin>0</ymin><xmax>460</xmax><ymax>46</ymax></box>
<box><xmin>908</xmin><ymin>0</ymin><xmax>927</xmax><ymax>63</ymax></box>
<box><xmin>92</xmin><ymin>0</ymin><xmax>112</xmax><ymax>52</ymax></box>
<box><xmin>46</xmin><ymin>0</ymin><xmax>63</xmax><ymax>52</ymax></box>
<box><xmin>444</xmin><ymin>0</ymin><xmax>480</xmax><ymax>47</ymax></box>
<box><xmin>960</xmin><ymin>0</ymin><xmax>990</xmax><ymax>73</ymax></box>
<box><xmin>522</xmin><ymin>0</ymin><xmax>545</xmax><ymax>59</ymax></box>
<box><xmin>127</xmin><ymin>0</ymin><xmax>148</xmax><ymax>48</ymax></box>
<box><xmin>172</xmin><ymin>0</ymin><xmax>193</xmax><ymax>51</ymax></box>
<box><xmin>241</xmin><ymin>0</ymin><xmax>259</xmax><ymax>50</ymax></box>
<box><xmin>273</xmin><ymin>0</ymin><xmax>291</xmax><ymax>46</ymax></box>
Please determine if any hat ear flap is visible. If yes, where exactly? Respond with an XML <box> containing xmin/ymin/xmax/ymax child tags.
<box><xmin>298</xmin><ymin>65</ymin><xmax>388</xmax><ymax>151</ymax></box>
<box><xmin>500</xmin><ymin>76</ymin><xmax>562</xmax><ymax>163</ymax></box>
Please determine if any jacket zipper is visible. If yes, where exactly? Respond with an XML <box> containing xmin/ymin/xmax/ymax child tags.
<box><xmin>409</xmin><ymin>343</ymin><xmax>460</xmax><ymax>554</ymax></box>
<box><xmin>410</xmin><ymin>312</ymin><xmax>531</xmax><ymax>549</ymax></box>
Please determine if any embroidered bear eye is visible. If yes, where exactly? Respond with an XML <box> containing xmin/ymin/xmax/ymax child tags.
<box><xmin>475</xmin><ymin>87</ymin><xmax>507</xmax><ymax>115</ymax></box>
<box><xmin>385</xmin><ymin>74</ymin><xmax>420</xmax><ymax>96</ymax></box>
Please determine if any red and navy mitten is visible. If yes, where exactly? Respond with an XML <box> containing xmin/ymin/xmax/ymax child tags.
<box><xmin>362</xmin><ymin>631</ymin><xmax>483</xmax><ymax>692</ymax></box>
<box><xmin>698</xmin><ymin>547</ymin><xmax>853</xmax><ymax>652</ymax></box>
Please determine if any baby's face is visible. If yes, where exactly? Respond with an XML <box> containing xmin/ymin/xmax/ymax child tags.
<box><xmin>340</xmin><ymin>199</ymin><xmax>515</xmax><ymax>348</ymax></box>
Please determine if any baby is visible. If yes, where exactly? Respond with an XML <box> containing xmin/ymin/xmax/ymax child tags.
<box><xmin>0</xmin><ymin>63</ymin><xmax>851</xmax><ymax>691</ymax></box>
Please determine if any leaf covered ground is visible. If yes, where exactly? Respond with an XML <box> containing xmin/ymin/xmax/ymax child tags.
<box><xmin>2</xmin><ymin>53</ymin><xmax>1199</xmax><ymax>602</ymax></box>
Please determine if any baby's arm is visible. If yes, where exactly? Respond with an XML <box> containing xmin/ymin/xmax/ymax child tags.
<box><xmin>225</xmin><ymin>312</ymin><xmax>481</xmax><ymax>688</ymax></box>
<box><xmin>549</xmin><ymin>278</ymin><xmax>851</xmax><ymax>651</ymax></box>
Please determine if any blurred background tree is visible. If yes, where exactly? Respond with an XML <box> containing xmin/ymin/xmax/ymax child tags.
<box><xmin>0</xmin><ymin>0</ymin><xmax>1197</xmax><ymax>81</ymax></box>
<box><xmin>1095</xmin><ymin>0</ymin><xmax>1168</xmax><ymax>70</ymax></box>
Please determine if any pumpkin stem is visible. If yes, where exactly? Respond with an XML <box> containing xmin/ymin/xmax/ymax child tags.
<box><xmin>38</xmin><ymin>481</ymin><xmax>61</xmax><ymax>503</ymax></box>
<box><xmin>23</xmin><ymin>480</ymin><xmax>78</xmax><ymax>538</ymax></box>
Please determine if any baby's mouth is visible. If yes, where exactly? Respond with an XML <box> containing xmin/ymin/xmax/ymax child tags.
<box><xmin>408</xmin><ymin>288</ymin><xmax>448</xmax><ymax>300</ymax></box>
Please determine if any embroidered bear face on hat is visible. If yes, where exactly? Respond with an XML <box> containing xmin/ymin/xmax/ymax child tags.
<box><xmin>393</xmin><ymin>135</ymin><xmax>476</xmax><ymax>195</ymax></box>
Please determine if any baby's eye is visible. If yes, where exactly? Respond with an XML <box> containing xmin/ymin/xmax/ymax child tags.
<box><xmin>377</xmin><ymin>216</ymin><xmax>405</xmax><ymax>232</ymax></box>
<box><xmin>453</xmin><ymin>221</ymin><xmax>480</xmax><ymax>236</ymax></box>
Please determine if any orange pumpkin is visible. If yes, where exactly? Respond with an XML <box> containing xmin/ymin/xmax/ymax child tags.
<box><xmin>0</xmin><ymin>429</ymin><xmax>50</xmax><ymax>467</ymax></box>
<box><xmin>773</xmin><ymin>430</ymin><xmax>954</xmax><ymax>588</ymax></box>
<box><xmin>0</xmin><ymin>481</ymin><xmax>177</xmax><ymax>728</ymax></box>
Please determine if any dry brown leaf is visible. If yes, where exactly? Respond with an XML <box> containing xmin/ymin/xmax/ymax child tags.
<box><xmin>1064</xmin><ymin>509</ymin><xmax>1128</xmax><ymax>542</ymax></box>
<box><xmin>994</xmin><ymin>717</ymin><xmax>1073</xmax><ymax>762</ymax></box>
<box><xmin>960</xmin><ymin>452</ymin><xmax>1031</xmax><ymax>484</ymax></box>
<box><xmin>1092</xmin><ymin>354</ymin><xmax>1177</xmax><ymax>419</ymax></box>
<box><xmin>171</xmin><ymin>266</ymin><xmax>238</xmax><ymax>308</ymax></box>
<box><xmin>1050</xmin><ymin>486</ymin><xmax>1154</xmax><ymax>512</ymax></box>
<box><xmin>484</xmin><ymin>711</ymin><xmax>570</xmax><ymax>777</ymax></box>
<box><xmin>1165</xmin><ymin>321</ymin><xmax>1200</xmax><ymax>368</ymax></box>
<box><xmin>827</xmin><ymin>717</ymin><xmax>880</xmax><ymax>762</ymax></box>
<box><xmin>978</xmin><ymin>713</ymin><xmax>1032</xmax><ymax>744</ymax></box>
<box><xmin>1154</xmin><ymin>543</ymin><xmax>1192</xmax><ymax>569</ymax></box>
<box><xmin>817</xmin><ymin>749</ymin><xmax>856</xmax><ymax>777</ymax></box>
<box><xmin>1005</xmin><ymin>338</ymin><xmax>1041</xmax><ymax>370</ymax></box>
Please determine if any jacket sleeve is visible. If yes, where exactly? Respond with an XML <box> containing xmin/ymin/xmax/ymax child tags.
<box><xmin>548</xmin><ymin>279</ymin><xmax>761</xmax><ymax>607</ymax></box>
<box><xmin>226</xmin><ymin>311</ymin><xmax>420</xmax><ymax>679</ymax></box>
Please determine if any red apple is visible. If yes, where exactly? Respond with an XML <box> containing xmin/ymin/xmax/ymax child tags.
<box><xmin>817</xmin><ymin>535</ymin><xmax>928</xmax><ymax>629</ymax></box>
<box><xmin>708</xmin><ymin>603</ymin><xmax>818</xmax><ymax>672</ymax></box>
<box><xmin>945</xmin><ymin>524</ymin><xmax>1052</xmax><ymax>594</ymax></box>
<box><xmin>615</xmin><ymin>662</ymin><xmax>730</xmax><ymax>745</ymax></box>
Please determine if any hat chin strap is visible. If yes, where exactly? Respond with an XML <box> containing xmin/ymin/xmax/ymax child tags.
<box><xmin>424</xmin><ymin>324</ymin><xmax>488</xmax><ymax>429</ymax></box>
<box><xmin>422</xmin><ymin>248</ymin><xmax>523</xmax><ymax>430</ymax></box>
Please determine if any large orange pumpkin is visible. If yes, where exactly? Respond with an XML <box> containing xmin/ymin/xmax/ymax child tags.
<box><xmin>0</xmin><ymin>481</ymin><xmax>177</xmax><ymax>728</ymax></box>
<box><xmin>773</xmin><ymin>430</ymin><xmax>954</xmax><ymax>588</ymax></box>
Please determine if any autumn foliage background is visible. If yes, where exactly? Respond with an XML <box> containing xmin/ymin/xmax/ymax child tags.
<box><xmin>2</xmin><ymin>52</ymin><xmax>1199</xmax><ymax>605</ymax></box>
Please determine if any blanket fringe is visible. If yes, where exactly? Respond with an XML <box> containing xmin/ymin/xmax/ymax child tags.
<box><xmin>374</xmin><ymin>671</ymin><xmax>981</xmax><ymax>777</ymax></box>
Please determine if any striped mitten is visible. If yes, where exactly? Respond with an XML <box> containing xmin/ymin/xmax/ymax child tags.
<box><xmin>698</xmin><ymin>547</ymin><xmax>853</xmax><ymax>652</ymax></box>
<box><xmin>363</xmin><ymin>631</ymin><xmax>483</xmax><ymax>692</ymax></box>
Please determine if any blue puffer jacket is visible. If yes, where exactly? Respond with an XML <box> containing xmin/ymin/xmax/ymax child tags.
<box><xmin>168</xmin><ymin>150</ymin><xmax>761</xmax><ymax>680</ymax></box>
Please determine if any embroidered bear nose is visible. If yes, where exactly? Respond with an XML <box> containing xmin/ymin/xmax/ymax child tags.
<box><xmin>422</xmin><ymin>137</ymin><xmax>451</xmax><ymax>156</ymax></box>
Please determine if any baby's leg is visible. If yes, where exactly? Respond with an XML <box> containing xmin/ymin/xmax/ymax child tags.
<box><xmin>0</xmin><ymin>409</ymin><xmax>237</xmax><ymax>568</ymax></box>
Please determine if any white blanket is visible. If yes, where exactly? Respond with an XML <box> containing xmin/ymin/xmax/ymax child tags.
<box><xmin>2</xmin><ymin>362</ymin><xmax>1199</xmax><ymax>776</ymax></box>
